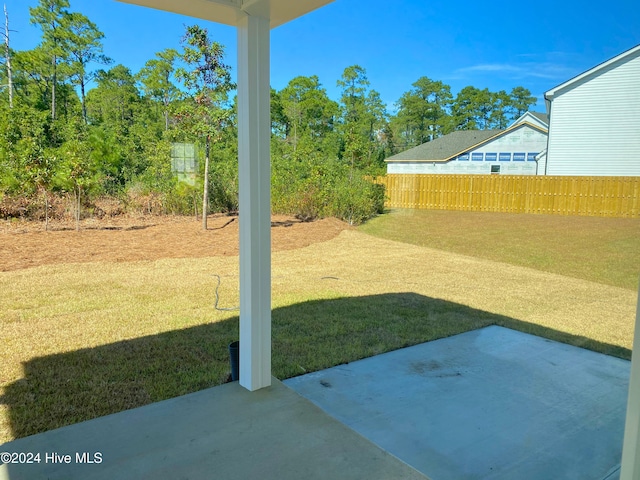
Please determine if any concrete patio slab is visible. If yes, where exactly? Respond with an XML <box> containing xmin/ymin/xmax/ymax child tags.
<box><xmin>285</xmin><ymin>326</ymin><xmax>629</xmax><ymax>480</ymax></box>
<box><xmin>0</xmin><ymin>378</ymin><xmax>426</xmax><ymax>480</ymax></box>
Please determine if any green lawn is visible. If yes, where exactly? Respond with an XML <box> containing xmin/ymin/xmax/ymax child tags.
<box><xmin>359</xmin><ymin>209</ymin><xmax>640</xmax><ymax>290</ymax></box>
<box><xmin>1</xmin><ymin>210</ymin><xmax>637</xmax><ymax>443</ymax></box>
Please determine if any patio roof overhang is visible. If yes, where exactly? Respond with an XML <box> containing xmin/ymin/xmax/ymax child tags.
<box><xmin>116</xmin><ymin>0</ymin><xmax>334</xmax><ymax>393</ymax></box>
<box><xmin>117</xmin><ymin>0</ymin><xmax>333</xmax><ymax>28</ymax></box>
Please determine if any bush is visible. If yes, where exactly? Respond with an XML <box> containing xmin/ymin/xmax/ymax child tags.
<box><xmin>208</xmin><ymin>159</ymin><xmax>238</xmax><ymax>213</ymax></box>
<box><xmin>271</xmin><ymin>155</ymin><xmax>385</xmax><ymax>225</ymax></box>
<box><xmin>331</xmin><ymin>175</ymin><xmax>385</xmax><ymax>225</ymax></box>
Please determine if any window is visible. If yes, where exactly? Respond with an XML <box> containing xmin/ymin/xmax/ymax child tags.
<box><xmin>485</xmin><ymin>152</ymin><xmax>497</xmax><ymax>162</ymax></box>
<box><xmin>491</xmin><ymin>165</ymin><xmax>501</xmax><ymax>174</ymax></box>
<box><xmin>527</xmin><ymin>152</ymin><xmax>538</xmax><ymax>162</ymax></box>
<box><xmin>499</xmin><ymin>152</ymin><xmax>511</xmax><ymax>161</ymax></box>
<box><xmin>170</xmin><ymin>142</ymin><xmax>197</xmax><ymax>186</ymax></box>
<box><xmin>458</xmin><ymin>153</ymin><xmax>469</xmax><ymax>161</ymax></box>
<box><xmin>472</xmin><ymin>152</ymin><xmax>484</xmax><ymax>161</ymax></box>
<box><xmin>513</xmin><ymin>152</ymin><xmax>526</xmax><ymax>161</ymax></box>
<box><xmin>171</xmin><ymin>143</ymin><xmax>197</xmax><ymax>173</ymax></box>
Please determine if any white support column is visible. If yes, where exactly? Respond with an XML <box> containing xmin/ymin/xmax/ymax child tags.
<box><xmin>621</xmin><ymin>283</ymin><xmax>640</xmax><ymax>479</ymax></box>
<box><xmin>237</xmin><ymin>12</ymin><xmax>271</xmax><ymax>391</ymax></box>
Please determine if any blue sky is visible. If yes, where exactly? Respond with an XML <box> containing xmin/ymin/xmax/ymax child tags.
<box><xmin>7</xmin><ymin>0</ymin><xmax>640</xmax><ymax>113</ymax></box>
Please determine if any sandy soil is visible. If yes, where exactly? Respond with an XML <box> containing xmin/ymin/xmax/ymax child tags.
<box><xmin>0</xmin><ymin>214</ymin><xmax>351</xmax><ymax>271</ymax></box>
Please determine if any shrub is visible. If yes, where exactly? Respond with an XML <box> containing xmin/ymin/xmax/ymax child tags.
<box><xmin>271</xmin><ymin>155</ymin><xmax>384</xmax><ymax>225</ymax></box>
<box><xmin>208</xmin><ymin>159</ymin><xmax>238</xmax><ymax>214</ymax></box>
<box><xmin>331</xmin><ymin>175</ymin><xmax>385</xmax><ymax>225</ymax></box>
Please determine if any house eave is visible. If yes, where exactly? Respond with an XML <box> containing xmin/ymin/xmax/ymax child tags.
<box><xmin>385</xmin><ymin>158</ymin><xmax>450</xmax><ymax>164</ymax></box>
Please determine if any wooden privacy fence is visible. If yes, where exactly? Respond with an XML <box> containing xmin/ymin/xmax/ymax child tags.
<box><xmin>375</xmin><ymin>174</ymin><xmax>640</xmax><ymax>218</ymax></box>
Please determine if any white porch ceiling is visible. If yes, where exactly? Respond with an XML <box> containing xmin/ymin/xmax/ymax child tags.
<box><xmin>116</xmin><ymin>0</ymin><xmax>334</xmax><ymax>28</ymax></box>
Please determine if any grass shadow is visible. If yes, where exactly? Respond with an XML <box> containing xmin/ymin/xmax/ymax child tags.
<box><xmin>3</xmin><ymin>317</ymin><xmax>239</xmax><ymax>440</ymax></box>
<box><xmin>2</xmin><ymin>292</ymin><xmax>630</xmax><ymax>441</ymax></box>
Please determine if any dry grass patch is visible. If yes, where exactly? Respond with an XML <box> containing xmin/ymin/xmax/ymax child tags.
<box><xmin>1</xmin><ymin>218</ymin><xmax>637</xmax><ymax>443</ymax></box>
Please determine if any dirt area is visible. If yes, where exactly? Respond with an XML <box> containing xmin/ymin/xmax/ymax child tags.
<box><xmin>0</xmin><ymin>214</ymin><xmax>351</xmax><ymax>271</ymax></box>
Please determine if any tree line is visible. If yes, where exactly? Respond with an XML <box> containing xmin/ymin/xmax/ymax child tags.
<box><xmin>0</xmin><ymin>0</ymin><xmax>537</xmax><ymax>227</ymax></box>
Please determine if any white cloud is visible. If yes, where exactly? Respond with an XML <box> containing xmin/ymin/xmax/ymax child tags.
<box><xmin>455</xmin><ymin>61</ymin><xmax>576</xmax><ymax>81</ymax></box>
<box><xmin>458</xmin><ymin>64</ymin><xmax>524</xmax><ymax>73</ymax></box>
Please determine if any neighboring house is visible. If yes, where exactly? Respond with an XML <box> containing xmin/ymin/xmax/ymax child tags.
<box><xmin>385</xmin><ymin>116</ymin><xmax>548</xmax><ymax>175</ymax></box>
<box><xmin>544</xmin><ymin>44</ymin><xmax>640</xmax><ymax>176</ymax></box>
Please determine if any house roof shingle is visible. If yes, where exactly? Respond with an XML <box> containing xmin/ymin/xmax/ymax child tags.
<box><xmin>529</xmin><ymin>111</ymin><xmax>549</xmax><ymax>124</ymax></box>
<box><xmin>386</xmin><ymin>129</ymin><xmax>502</xmax><ymax>162</ymax></box>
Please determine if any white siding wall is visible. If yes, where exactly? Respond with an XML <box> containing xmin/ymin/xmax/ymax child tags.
<box><xmin>387</xmin><ymin>125</ymin><xmax>547</xmax><ymax>175</ymax></box>
<box><xmin>387</xmin><ymin>161</ymin><xmax>538</xmax><ymax>175</ymax></box>
<box><xmin>546</xmin><ymin>51</ymin><xmax>640</xmax><ymax>176</ymax></box>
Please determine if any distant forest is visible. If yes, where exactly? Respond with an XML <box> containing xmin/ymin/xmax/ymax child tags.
<box><xmin>0</xmin><ymin>0</ymin><xmax>537</xmax><ymax>226</ymax></box>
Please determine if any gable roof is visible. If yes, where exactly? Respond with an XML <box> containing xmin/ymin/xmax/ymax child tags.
<box><xmin>510</xmin><ymin>111</ymin><xmax>549</xmax><ymax>128</ymax></box>
<box><xmin>386</xmin><ymin>122</ymin><xmax>548</xmax><ymax>163</ymax></box>
<box><xmin>545</xmin><ymin>43</ymin><xmax>640</xmax><ymax>101</ymax></box>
